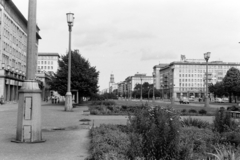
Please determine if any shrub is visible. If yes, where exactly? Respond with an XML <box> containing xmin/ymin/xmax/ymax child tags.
<box><xmin>180</xmin><ymin>127</ymin><xmax>215</xmax><ymax>159</ymax></box>
<box><xmin>198</xmin><ymin>109</ymin><xmax>207</xmax><ymax>115</ymax></box>
<box><xmin>181</xmin><ymin>109</ymin><xmax>187</xmax><ymax>113</ymax></box>
<box><xmin>222</xmin><ymin>132</ymin><xmax>240</xmax><ymax>147</ymax></box>
<box><xmin>88</xmin><ymin>124</ymin><xmax>130</xmax><ymax>160</ymax></box>
<box><xmin>90</xmin><ymin>109</ymin><xmax>101</xmax><ymax>115</ymax></box>
<box><xmin>207</xmin><ymin>145</ymin><xmax>240</xmax><ymax>160</ymax></box>
<box><xmin>188</xmin><ymin>109</ymin><xmax>197</xmax><ymax>114</ymax></box>
<box><xmin>227</xmin><ymin>105</ymin><xmax>240</xmax><ymax>111</ymax></box>
<box><xmin>102</xmin><ymin>101</ymin><xmax>116</xmax><ymax>106</ymax></box>
<box><xmin>121</xmin><ymin>105</ymin><xmax>127</xmax><ymax>110</ymax></box>
<box><xmin>182</xmin><ymin>117</ymin><xmax>211</xmax><ymax>129</ymax></box>
<box><xmin>213</xmin><ymin>108</ymin><xmax>239</xmax><ymax>133</ymax></box>
<box><xmin>128</xmin><ymin>106</ymin><xmax>181</xmax><ymax>160</ymax></box>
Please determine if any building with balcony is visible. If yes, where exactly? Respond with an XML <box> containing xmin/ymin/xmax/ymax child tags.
<box><xmin>0</xmin><ymin>0</ymin><xmax>41</xmax><ymax>102</ymax></box>
<box><xmin>157</xmin><ymin>55</ymin><xmax>240</xmax><ymax>99</ymax></box>
<box><xmin>153</xmin><ymin>63</ymin><xmax>168</xmax><ymax>89</ymax></box>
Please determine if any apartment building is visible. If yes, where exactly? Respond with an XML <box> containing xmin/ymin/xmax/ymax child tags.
<box><xmin>0</xmin><ymin>0</ymin><xmax>40</xmax><ymax>101</ymax></box>
<box><xmin>37</xmin><ymin>53</ymin><xmax>59</xmax><ymax>73</ymax></box>
<box><xmin>158</xmin><ymin>56</ymin><xmax>240</xmax><ymax>99</ymax></box>
<box><xmin>119</xmin><ymin>73</ymin><xmax>153</xmax><ymax>98</ymax></box>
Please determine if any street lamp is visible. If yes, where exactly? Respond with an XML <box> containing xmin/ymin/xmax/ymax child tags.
<box><xmin>140</xmin><ymin>76</ymin><xmax>143</xmax><ymax>103</ymax></box>
<box><xmin>161</xmin><ymin>84</ymin><xmax>164</xmax><ymax>100</ymax></box>
<box><xmin>152</xmin><ymin>72</ymin><xmax>156</xmax><ymax>104</ymax></box>
<box><xmin>65</xmin><ymin>13</ymin><xmax>74</xmax><ymax>111</ymax></box>
<box><xmin>204</xmin><ymin>52</ymin><xmax>211</xmax><ymax>107</ymax></box>
<box><xmin>171</xmin><ymin>83</ymin><xmax>175</xmax><ymax>105</ymax></box>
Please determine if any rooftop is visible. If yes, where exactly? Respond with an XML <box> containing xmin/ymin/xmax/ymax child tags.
<box><xmin>38</xmin><ymin>53</ymin><xmax>60</xmax><ymax>57</ymax></box>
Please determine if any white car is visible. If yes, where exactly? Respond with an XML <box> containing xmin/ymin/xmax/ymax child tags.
<box><xmin>215</xmin><ymin>98</ymin><xmax>223</xmax><ymax>103</ymax></box>
<box><xmin>222</xmin><ymin>98</ymin><xmax>229</xmax><ymax>103</ymax></box>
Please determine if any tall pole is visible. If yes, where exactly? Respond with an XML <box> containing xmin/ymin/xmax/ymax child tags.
<box><xmin>13</xmin><ymin>0</ymin><xmax>45</xmax><ymax>143</ymax></box>
<box><xmin>140</xmin><ymin>78</ymin><xmax>143</xmax><ymax>103</ymax></box>
<box><xmin>205</xmin><ymin>59</ymin><xmax>209</xmax><ymax>107</ymax></box>
<box><xmin>204</xmin><ymin>52</ymin><xmax>210</xmax><ymax>107</ymax></box>
<box><xmin>161</xmin><ymin>85</ymin><xmax>164</xmax><ymax>100</ymax></box>
<box><xmin>152</xmin><ymin>84</ymin><xmax>155</xmax><ymax>104</ymax></box>
<box><xmin>152</xmin><ymin>72</ymin><xmax>155</xmax><ymax>104</ymax></box>
<box><xmin>65</xmin><ymin>13</ymin><xmax>74</xmax><ymax>111</ymax></box>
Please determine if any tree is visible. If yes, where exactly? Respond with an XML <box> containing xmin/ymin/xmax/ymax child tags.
<box><xmin>209</xmin><ymin>81</ymin><xmax>227</xmax><ymax>98</ymax></box>
<box><xmin>223</xmin><ymin>67</ymin><xmax>240</xmax><ymax>103</ymax></box>
<box><xmin>49</xmin><ymin>50</ymin><xmax>99</xmax><ymax>99</ymax></box>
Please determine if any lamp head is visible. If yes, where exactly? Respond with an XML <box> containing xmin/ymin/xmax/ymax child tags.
<box><xmin>204</xmin><ymin>52</ymin><xmax>211</xmax><ymax>61</ymax></box>
<box><xmin>66</xmin><ymin>13</ymin><xmax>74</xmax><ymax>25</ymax></box>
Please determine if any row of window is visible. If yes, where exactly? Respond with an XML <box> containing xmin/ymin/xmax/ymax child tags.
<box><xmin>179</xmin><ymin>88</ymin><xmax>205</xmax><ymax>91</ymax></box>
<box><xmin>38</xmin><ymin>56</ymin><xmax>58</xmax><ymax>60</ymax></box>
<box><xmin>180</xmin><ymin>83</ymin><xmax>204</xmax><ymax>87</ymax></box>
<box><xmin>3</xmin><ymin>14</ymin><xmax>27</xmax><ymax>52</ymax></box>
<box><xmin>2</xmin><ymin>54</ymin><xmax>26</xmax><ymax>71</ymax></box>
<box><xmin>38</xmin><ymin>61</ymin><xmax>54</xmax><ymax>65</ymax></box>
<box><xmin>180</xmin><ymin>79</ymin><xmax>204</xmax><ymax>82</ymax></box>
<box><xmin>38</xmin><ymin>66</ymin><xmax>53</xmax><ymax>70</ymax></box>
<box><xmin>179</xmin><ymin>65</ymin><xmax>238</xmax><ymax>69</ymax></box>
<box><xmin>3</xmin><ymin>41</ymin><xmax>26</xmax><ymax>62</ymax></box>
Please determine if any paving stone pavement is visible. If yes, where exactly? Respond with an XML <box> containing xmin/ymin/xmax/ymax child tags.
<box><xmin>0</xmin><ymin>102</ymin><xmax>90</xmax><ymax>160</ymax></box>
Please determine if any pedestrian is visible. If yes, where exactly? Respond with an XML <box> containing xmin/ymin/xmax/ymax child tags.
<box><xmin>52</xmin><ymin>96</ymin><xmax>54</xmax><ymax>104</ymax></box>
<box><xmin>0</xmin><ymin>95</ymin><xmax>3</xmax><ymax>105</ymax></box>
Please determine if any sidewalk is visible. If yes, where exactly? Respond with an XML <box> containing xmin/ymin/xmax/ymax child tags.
<box><xmin>0</xmin><ymin>102</ymin><xmax>90</xmax><ymax>160</ymax></box>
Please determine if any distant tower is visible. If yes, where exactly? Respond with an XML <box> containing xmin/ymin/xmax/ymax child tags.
<box><xmin>109</xmin><ymin>74</ymin><xmax>115</xmax><ymax>93</ymax></box>
<box><xmin>110</xmin><ymin>74</ymin><xmax>114</xmax><ymax>84</ymax></box>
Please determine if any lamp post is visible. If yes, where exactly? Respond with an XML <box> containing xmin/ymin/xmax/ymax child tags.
<box><xmin>140</xmin><ymin>77</ymin><xmax>143</xmax><ymax>103</ymax></box>
<box><xmin>65</xmin><ymin>13</ymin><xmax>74</xmax><ymax>111</ymax></box>
<box><xmin>161</xmin><ymin>84</ymin><xmax>164</xmax><ymax>100</ymax></box>
<box><xmin>171</xmin><ymin>84</ymin><xmax>175</xmax><ymax>105</ymax></box>
<box><xmin>204</xmin><ymin>52</ymin><xmax>211</xmax><ymax>107</ymax></box>
<box><xmin>152</xmin><ymin>72</ymin><xmax>156</xmax><ymax>104</ymax></box>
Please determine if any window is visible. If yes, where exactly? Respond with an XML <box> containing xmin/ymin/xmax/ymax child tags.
<box><xmin>51</xmin><ymin>66</ymin><xmax>53</xmax><ymax>69</ymax></box>
<box><xmin>51</xmin><ymin>61</ymin><xmax>53</xmax><ymax>65</ymax></box>
<box><xmin>48</xmin><ymin>66</ymin><xmax>50</xmax><ymax>69</ymax></box>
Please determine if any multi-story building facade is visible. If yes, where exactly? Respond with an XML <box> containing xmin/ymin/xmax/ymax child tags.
<box><xmin>0</xmin><ymin>0</ymin><xmax>40</xmax><ymax>101</ymax></box>
<box><xmin>118</xmin><ymin>73</ymin><xmax>153</xmax><ymax>98</ymax></box>
<box><xmin>158</xmin><ymin>56</ymin><xmax>240</xmax><ymax>99</ymax></box>
<box><xmin>153</xmin><ymin>63</ymin><xmax>168</xmax><ymax>89</ymax></box>
<box><xmin>37</xmin><ymin>53</ymin><xmax>60</xmax><ymax>73</ymax></box>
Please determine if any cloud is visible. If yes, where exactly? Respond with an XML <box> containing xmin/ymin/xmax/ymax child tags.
<box><xmin>115</xmin><ymin>30</ymin><xmax>155</xmax><ymax>40</ymax></box>
<box><xmin>141</xmin><ymin>49</ymin><xmax>177</xmax><ymax>61</ymax></box>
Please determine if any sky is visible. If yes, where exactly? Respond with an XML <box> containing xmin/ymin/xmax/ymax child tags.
<box><xmin>13</xmin><ymin>0</ymin><xmax>240</xmax><ymax>91</ymax></box>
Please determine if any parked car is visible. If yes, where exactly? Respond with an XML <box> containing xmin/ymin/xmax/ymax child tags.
<box><xmin>215</xmin><ymin>98</ymin><xmax>223</xmax><ymax>103</ymax></box>
<box><xmin>180</xmin><ymin>97</ymin><xmax>189</xmax><ymax>104</ymax></box>
<box><xmin>222</xmin><ymin>98</ymin><xmax>229</xmax><ymax>103</ymax></box>
<box><xmin>188</xmin><ymin>97</ymin><xmax>195</xmax><ymax>101</ymax></box>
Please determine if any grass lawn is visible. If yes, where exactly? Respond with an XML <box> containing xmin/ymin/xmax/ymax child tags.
<box><xmin>113</xmin><ymin>99</ymin><xmax>218</xmax><ymax>115</ymax></box>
